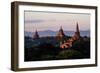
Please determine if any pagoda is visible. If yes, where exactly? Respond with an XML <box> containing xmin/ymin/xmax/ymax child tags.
<box><xmin>73</xmin><ymin>22</ymin><xmax>80</xmax><ymax>40</ymax></box>
<box><xmin>33</xmin><ymin>29</ymin><xmax>39</xmax><ymax>40</ymax></box>
<box><xmin>56</xmin><ymin>26</ymin><xmax>65</xmax><ymax>39</ymax></box>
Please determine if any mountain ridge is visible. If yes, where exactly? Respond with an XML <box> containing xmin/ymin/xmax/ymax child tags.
<box><xmin>25</xmin><ymin>30</ymin><xmax>90</xmax><ymax>37</ymax></box>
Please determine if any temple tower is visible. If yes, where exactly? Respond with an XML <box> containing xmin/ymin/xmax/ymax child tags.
<box><xmin>56</xmin><ymin>26</ymin><xmax>65</xmax><ymax>39</ymax></box>
<box><xmin>73</xmin><ymin>22</ymin><xmax>80</xmax><ymax>40</ymax></box>
<box><xmin>76</xmin><ymin>22</ymin><xmax>80</xmax><ymax>37</ymax></box>
<box><xmin>33</xmin><ymin>29</ymin><xmax>39</xmax><ymax>39</ymax></box>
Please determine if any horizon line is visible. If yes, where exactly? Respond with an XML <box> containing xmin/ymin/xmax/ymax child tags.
<box><xmin>24</xmin><ymin>30</ymin><xmax>90</xmax><ymax>32</ymax></box>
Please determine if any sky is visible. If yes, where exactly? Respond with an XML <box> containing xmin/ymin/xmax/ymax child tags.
<box><xmin>24</xmin><ymin>11</ymin><xmax>90</xmax><ymax>32</ymax></box>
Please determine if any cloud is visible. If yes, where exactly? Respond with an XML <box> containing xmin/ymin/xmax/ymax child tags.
<box><xmin>25</xmin><ymin>20</ymin><xmax>45</xmax><ymax>23</ymax></box>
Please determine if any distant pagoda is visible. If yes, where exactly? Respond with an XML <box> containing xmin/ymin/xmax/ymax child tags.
<box><xmin>73</xmin><ymin>22</ymin><xmax>80</xmax><ymax>40</ymax></box>
<box><xmin>33</xmin><ymin>29</ymin><xmax>39</xmax><ymax>40</ymax></box>
<box><xmin>56</xmin><ymin>26</ymin><xmax>65</xmax><ymax>39</ymax></box>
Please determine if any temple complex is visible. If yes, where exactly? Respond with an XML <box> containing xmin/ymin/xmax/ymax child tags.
<box><xmin>60</xmin><ymin>22</ymin><xmax>80</xmax><ymax>49</ymax></box>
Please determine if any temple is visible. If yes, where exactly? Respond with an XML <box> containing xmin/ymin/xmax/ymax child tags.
<box><xmin>56</xmin><ymin>26</ymin><xmax>65</xmax><ymax>39</ymax></box>
<box><xmin>33</xmin><ymin>29</ymin><xmax>39</xmax><ymax>39</ymax></box>
<box><xmin>72</xmin><ymin>22</ymin><xmax>80</xmax><ymax>40</ymax></box>
<box><xmin>60</xmin><ymin>22</ymin><xmax>80</xmax><ymax>49</ymax></box>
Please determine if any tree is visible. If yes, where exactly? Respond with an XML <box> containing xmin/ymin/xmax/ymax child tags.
<box><xmin>56</xmin><ymin>49</ymin><xmax>83</xmax><ymax>59</ymax></box>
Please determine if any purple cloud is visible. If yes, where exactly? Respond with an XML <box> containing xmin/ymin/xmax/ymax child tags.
<box><xmin>25</xmin><ymin>20</ymin><xmax>45</xmax><ymax>23</ymax></box>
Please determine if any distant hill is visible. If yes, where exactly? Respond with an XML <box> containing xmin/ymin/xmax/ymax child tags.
<box><xmin>25</xmin><ymin>30</ymin><xmax>90</xmax><ymax>37</ymax></box>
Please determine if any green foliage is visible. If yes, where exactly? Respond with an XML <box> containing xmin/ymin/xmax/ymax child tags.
<box><xmin>56</xmin><ymin>49</ymin><xmax>83</xmax><ymax>59</ymax></box>
<box><xmin>25</xmin><ymin>36</ymin><xmax>90</xmax><ymax>61</ymax></box>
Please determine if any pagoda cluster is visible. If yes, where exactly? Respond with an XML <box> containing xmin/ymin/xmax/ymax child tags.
<box><xmin>58</xmin><ymin>22</ymin><xmax>80</xmax><ymax>49</ymax></box>
<box><xmin>32</xmin><ymin>22</ymin><xmax>80</xmax><ymax>49</ymax></box>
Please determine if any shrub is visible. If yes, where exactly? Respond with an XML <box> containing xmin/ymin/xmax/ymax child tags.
<box><xmin>56</xmin><ymin>49</ymin><xmax>83</xmax><ymax>59</ymax></box>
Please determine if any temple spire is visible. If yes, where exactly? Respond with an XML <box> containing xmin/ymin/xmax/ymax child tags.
<box><xmin>33</xmin><ymin>28</ymin><xmax>39</xmax><ymax>40</ymax></box>
<box><xmin>72</xmin><ymin>22</ymin><xmax>80</xmax><ymax>40</ymax></box>
<box><xmin>76</xmin><ymin>22</ymin><xmax>80</xmax><ymax>37</ymax></box>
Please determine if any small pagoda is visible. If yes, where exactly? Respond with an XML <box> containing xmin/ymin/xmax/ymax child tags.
<box><xmin>33</xmin><ymin>29</ymin><xmax>39</xmax><ymax>40</ymax></box>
